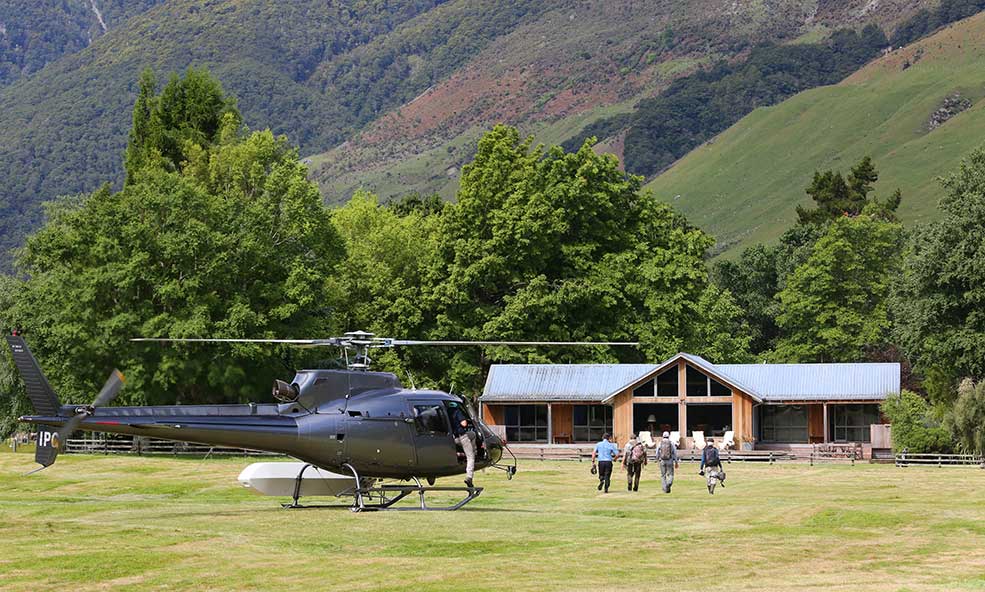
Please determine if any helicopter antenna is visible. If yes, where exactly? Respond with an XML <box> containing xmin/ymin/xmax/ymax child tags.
<box><xmin>407</xmin><ymin>371</ymin><xmax>417</xmax><ymax>391</ymax></box>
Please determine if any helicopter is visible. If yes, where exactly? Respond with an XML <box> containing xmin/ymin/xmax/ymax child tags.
<box><xmin>7</xmin><ymin>330</ymin><xmax>636</xmax><ymax>511</ymax></box>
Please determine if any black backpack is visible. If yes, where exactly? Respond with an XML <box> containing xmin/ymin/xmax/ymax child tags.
<box><xmin>705</xmin><ymin>446</ymin><xmax>720</xmax><ymax>466</ymax></box>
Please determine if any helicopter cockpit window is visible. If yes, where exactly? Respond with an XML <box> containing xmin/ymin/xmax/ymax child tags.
<box><xmin>413</xmin><ymin>404</ymin><xmax>449</xmax><ymax>434</ymax></box>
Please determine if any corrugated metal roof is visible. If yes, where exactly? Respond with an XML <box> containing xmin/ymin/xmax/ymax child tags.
<box><xmin>481</xmin><ymin>356</ymin><xmax>900</xmax><ymax>403</ymax></box>
<box><xmin>481</xmin><ymin>364</ymin><xmax>658</xmax><ymax>401</ymax></box>
<box><xmin>716</xmin><ymin>363</ymin><xmax>900</xmax><ymax>401</ymax></box>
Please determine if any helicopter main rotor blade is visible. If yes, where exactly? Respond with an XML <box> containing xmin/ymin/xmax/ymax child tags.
<box><xmin>56</xmin><ymin>369</ymin><xmax>125</xmax><ymax>446</ymax></box>
<box><xmin>131</xmin><ymin>338</ymin><xmax>343</xmax><ymax>348</ymax></box>
<box><xmin>384</xmin><ymin>340</ymin><xmax>639</xmax><ymax>347</ymax></box>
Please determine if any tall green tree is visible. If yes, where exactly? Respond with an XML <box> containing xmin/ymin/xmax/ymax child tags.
<box><xmin>428</xmin><ymin>125</ymin><xmax>744</xmax><ymax>393</ymax></box>
<box><xmin>796</xmin><ymin>156</ymin><xmax>901</xmax><ymax>225</ymax></box>
<box><xmin>773</xmin><ymin>210</ymin><xmax>903</xmax><ymax>362</ymax></box>
<box><xmin>124</xmin><ymin>67</ymin><xmax>240</xmax><ymax>185</ymax></box>
<box><xmin>945</xmin><ymin>379</ymin><xmax>985</xmax><ymax>455</ymax></box>
<box><xmin>893</xmin><ymin>147</ymin><xmax>985</xmax><ymax>401</ymax></box>
<box><xmin>4</xmin><ymin>70</ymin><xmax>342</xmax><ymax>407</ymax></box>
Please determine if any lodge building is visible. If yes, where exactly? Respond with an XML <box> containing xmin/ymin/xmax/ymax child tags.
<box><xmin>480</xmin><ymin>353</ymin><xmax>899</xmax><ymax>456</ymax></box>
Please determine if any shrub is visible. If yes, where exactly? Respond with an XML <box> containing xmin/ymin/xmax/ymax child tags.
<box><xmin>881</xmin><ymin>390</ymin><xmax>952</xmax><ymax>453</ymax></box>
<box><xmin>944</xmin><ymin>379</ymin><xmax>985</xmax><ymax>455</ymax></box>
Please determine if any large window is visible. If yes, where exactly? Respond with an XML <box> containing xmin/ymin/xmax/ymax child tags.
<box><xmin>573</xmin><ymin>405</ymin><xmax>613</xmax><ymax>442</ymax></box>
<box><xmin>656</xmin><ymin>368</ymin><xmax>678</xmax><ymax>396</ymax></box>
<box><xmin>503</xmin><ymin>405</ymin><xmax>548</xmax><ymax>442</ymax></box>
<box><xmin>759</xmin><ymin>405</ymin><xmax>808</xmax><ymax>443</ymax></box>
<box><xmin>685</xmin><ymin>365</ymin><xmax>732</xmax><ymax>397</ymax></box>
<box><xmin>832</xmin><ymin>404</ymin><xmax>881</xmax><ymax>443</ymax></box>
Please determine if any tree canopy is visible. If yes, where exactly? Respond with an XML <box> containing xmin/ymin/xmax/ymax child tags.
<box><xmin>892</xmin><ymin>147</ymin><xmax>985</xmax><ymax>400</ymax></box>
<box><xmin>1</xmin><ymin>69</ymin><xmax>343</xmax><ymax>407</ymax></box>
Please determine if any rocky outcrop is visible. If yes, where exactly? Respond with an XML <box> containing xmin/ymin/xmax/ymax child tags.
<box><xmin>929</xmin><ymin>93</ymin><xmax>973</xmax><ymax>130</ymax></box>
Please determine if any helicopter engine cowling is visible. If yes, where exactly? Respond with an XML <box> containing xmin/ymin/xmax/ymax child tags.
<box><xmin>272</xmin><ymin>379</ymin><xmax>299</xmax><ymax>402</ymax></box>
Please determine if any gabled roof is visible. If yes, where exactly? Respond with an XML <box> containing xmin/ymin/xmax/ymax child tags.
<box><xmin>480</xmin><ymin>354</ymin><xmax>900</xmax><ymax>404</ymax></box>
<box><xmin>481</xmin><ymin>364</ymin><xmax>659</xmax><ymax>402</ymax></box>
<box><xmin>716</xmin><ymin>363</ymin><xmax>900</xmax><ymax>402</ymax></box>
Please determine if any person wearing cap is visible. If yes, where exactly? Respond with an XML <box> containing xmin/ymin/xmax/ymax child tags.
<box><xmin>700</xmin><ymin>438</ymin><xmax>726</xmax><ymax>494</ymax></box>
<box><xmin>655</xmin><ymin>431</ymin><xmax>678</xmax><ymax>494</ymax></box>
<box><xmin>591</xmin><ymin>433</ymin><xmax>620</xmax><ymax>493</ymax></box>
<box><xmin>622</xmin><ymin>433</ymin><xmax>648</xmax><ymax>491</ymax></box>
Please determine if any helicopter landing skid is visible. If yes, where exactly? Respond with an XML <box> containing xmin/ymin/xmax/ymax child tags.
<box><xmin>281</xmin><ymin>463</ymin><xmax>482</xmax><ymax>512</ymax></box>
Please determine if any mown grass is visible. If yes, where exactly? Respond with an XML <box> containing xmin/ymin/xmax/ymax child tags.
<box><xmin>1</xmin><ymin>452</ymin><xmax>984</xmax><ymax>591</ymax></box>
<box><xmin>645</xmin><ymin>12</ymin><xmax>985</xmax><ymax>258</ymax></box>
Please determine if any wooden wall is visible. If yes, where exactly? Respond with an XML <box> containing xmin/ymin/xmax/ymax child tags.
<box><xmin>552</xmin><ymin>404</ymin><xmax>573</xmax><ymax>441</ymax></box>
<box><xmin>482</xmin><ymin>404</ymin><xmax>504</xmax><ymax>426</ymax></box>
<box><xmin>731</xmin><ymin>390</ymin><xmax>755</xmax><ymax>446</ymax></box>
<box><xmin>612</xmin><ymin>390</ymin><xmax>634</xmax><ymax>445</ymax></box>
<box><xmin>807</xmin><ymin>404</ymin><xmax>825</xmax><ymax>443</ymax></box>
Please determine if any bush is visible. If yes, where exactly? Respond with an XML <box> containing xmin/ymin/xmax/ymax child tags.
<box><xmin>881</xmin><ymin>390</ymin><xmax>952</xmax><ymax>453</ymax></box>
<box><xmin>944</xmin><ymin>379</ymin><xmax>985</xmax><ymax>455</ymax></box>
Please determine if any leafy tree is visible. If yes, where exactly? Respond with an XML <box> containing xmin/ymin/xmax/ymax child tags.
<box><xmin>386</xmin><ymin>192</ymin><xmax>445</xmax><ymax>218</ymax></box>
<box><xmin>331</xmin><ymin>191</ymin><xmax>439</xmax><ymax>338</ymax></box>
<box><xmin>881</xmin><ymin>390</ymin><xmax>951</xmax><ymax>453</ymax></box>
<box><xmin>773</xmin><ymin>210</ymin><xmax>903</xmax><ymax>362</ymax></box>
<box><xmin>945</xmin><ymin>378</ymin><xmax>985</xmax><ymax>455</ymax></box>
<box><xmin>796</xmin><ymin>156</ymin><xmax>900</xmax><ymax>225</ymax></box>
<box><xmin>124</xmin><ymin>68</ymin><xmax>240</xmax><ymax>184</ymax></box>
<box><xmin>428</xmin><ymin>126</ymin><xmax>739</xmax><ymax>393</ymax></box>
<box><xmin>4</xmin><ymin>70</ymin><xmax>344</xmax><ymax>407</ymax></box>
<box><xmin>892</xmin><ymin>147</ymin><xmax>985</xmax><ymax>401</ymax></box>
<box><xmin>712</xmin><ymin>244</ymin><xmax>782</xmax><ymax>354</ymax></box>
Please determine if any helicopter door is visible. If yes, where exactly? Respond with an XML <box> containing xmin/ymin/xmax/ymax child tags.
<box><xmin>410</xmin><ymin>402</ymin><xmax>458</xmax><ymax>473</ymax></box>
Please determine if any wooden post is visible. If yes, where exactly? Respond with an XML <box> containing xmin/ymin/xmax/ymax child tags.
<box><xmin>823</xmin><ymin>402</ymin><xmax>829</xmax><ymax>444</ymax></box>
<box><xmin>677</xmin><ymin>360</ymin><xmax>687</xmax><ymax>446</ymax></box>
<box><xmin>547</xmin><ymin>403</ymin><xmax>553</xmax><ymax>445</ymax></box>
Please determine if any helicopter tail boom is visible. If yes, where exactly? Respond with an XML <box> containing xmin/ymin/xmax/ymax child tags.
<box><xmin>17</xmin><ymin>409</ymin><xmax>301</xmax><ymax>455</ymax></box>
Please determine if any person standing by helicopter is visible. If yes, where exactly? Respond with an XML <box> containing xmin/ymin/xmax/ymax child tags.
<box><xmin>446</xmin><ymin>401</ymin><xmax>477</xmax><ymax>488</ymax></box>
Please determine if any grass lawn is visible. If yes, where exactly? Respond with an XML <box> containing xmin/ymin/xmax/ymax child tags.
<box><xmin>1</xmin><ymin>452</ymin><xmax>984</xmax><ymax>591</ymax></box>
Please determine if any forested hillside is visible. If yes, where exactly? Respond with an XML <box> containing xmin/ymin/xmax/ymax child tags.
<box><xmin>0</xmin><ymin>0</ymin><xmax>547</xmax><ymax>267</ymax></box>
<box><xmin>0</xmin><ymin>0</ymin><xmax>933</xmax><ymax>270</ymax></box>
<box><xmin>0</xmin><ymin>0</ymin><xmax>163</xmax><ymax>86</ymax></box>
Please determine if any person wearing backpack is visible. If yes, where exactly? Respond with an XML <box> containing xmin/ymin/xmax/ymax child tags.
<box><xmin>699</xmin><ymin>439</ymin><xmax>726</xmax><ymax>494</ymax></box>
<box><xmin>622</xmin><ymin>433</ymin><xmax>648</xmax><ymax>491</ymax></box>
<box><xmin>656</xmin><ymin>431</ymin><xmax>678</xmax><ymax>493</ymax></box>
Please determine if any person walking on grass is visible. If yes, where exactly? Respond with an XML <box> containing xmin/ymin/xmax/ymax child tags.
<box><xmin>699</xmin><ymin>439</ymin><xmax>726</xmax><ymax>494</ymax></box>
<box><xmin>591</xmin><ymin>433</ymin><xmax>620</xmax><ymax>493</ymax></box>
<box><xmin>656</xmin><ymin>431</ymin><xmax>678</xmax><ymax>493</ymax></box>
<box><xmin>623</xmin><ymin>433</ymin><xmax>648</xmax><ymax>491</ymax></box>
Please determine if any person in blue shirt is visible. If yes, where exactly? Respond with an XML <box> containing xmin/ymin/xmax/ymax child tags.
<box><xmin>591</xmin><ymin>433</ymin><xmax>620</xmax><ymax>493</ymax></box>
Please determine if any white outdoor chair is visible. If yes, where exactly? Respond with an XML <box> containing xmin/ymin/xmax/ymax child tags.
<box><xmin>669</xmin><ymin>431</ymin><xmax>681</xmax><ymax>447</ymax></box>
<box><xmin>719</xmin><ymin>430</ymin><xmax>735</xmax><ymax>450</ymax></box>
<box><xmin>692</xmin><ymin>430</ymin><xmax>706</xmax><ymax>450</ymax></box>
<box><xmin>639</xmin><ymin>431</ymin><xmax>655</xmax><ymax>448</ymax></box>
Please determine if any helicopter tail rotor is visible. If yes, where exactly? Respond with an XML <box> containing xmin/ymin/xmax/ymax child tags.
<box><xmin>53</xmin><ymin>369</ymin><xmax>126</xmax><ymax>451</ymax></box>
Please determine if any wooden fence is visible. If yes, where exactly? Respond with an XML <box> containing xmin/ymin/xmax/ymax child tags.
<box><xmin>895</xmin><ymin>453</ymin><xmax>985</xmax><ymax>468</ymax></box>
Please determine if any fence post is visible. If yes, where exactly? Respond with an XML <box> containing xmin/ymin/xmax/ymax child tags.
<box><xmin>769</xmin><ymin>452</ymin><xmax>774</xmax><ymax>465</ymax></box>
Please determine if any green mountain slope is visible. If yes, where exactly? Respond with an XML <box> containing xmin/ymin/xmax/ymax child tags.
<box><xmin>645</xmin><ymin>12</ymin><xmax>985</xmax><ymax>257</ymax></box>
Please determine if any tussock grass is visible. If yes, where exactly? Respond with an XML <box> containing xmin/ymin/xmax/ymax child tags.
<box><xmin>1</xmin><ymin>453</ymin><xmax>983</xmax><ymax>591</ymax></box>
